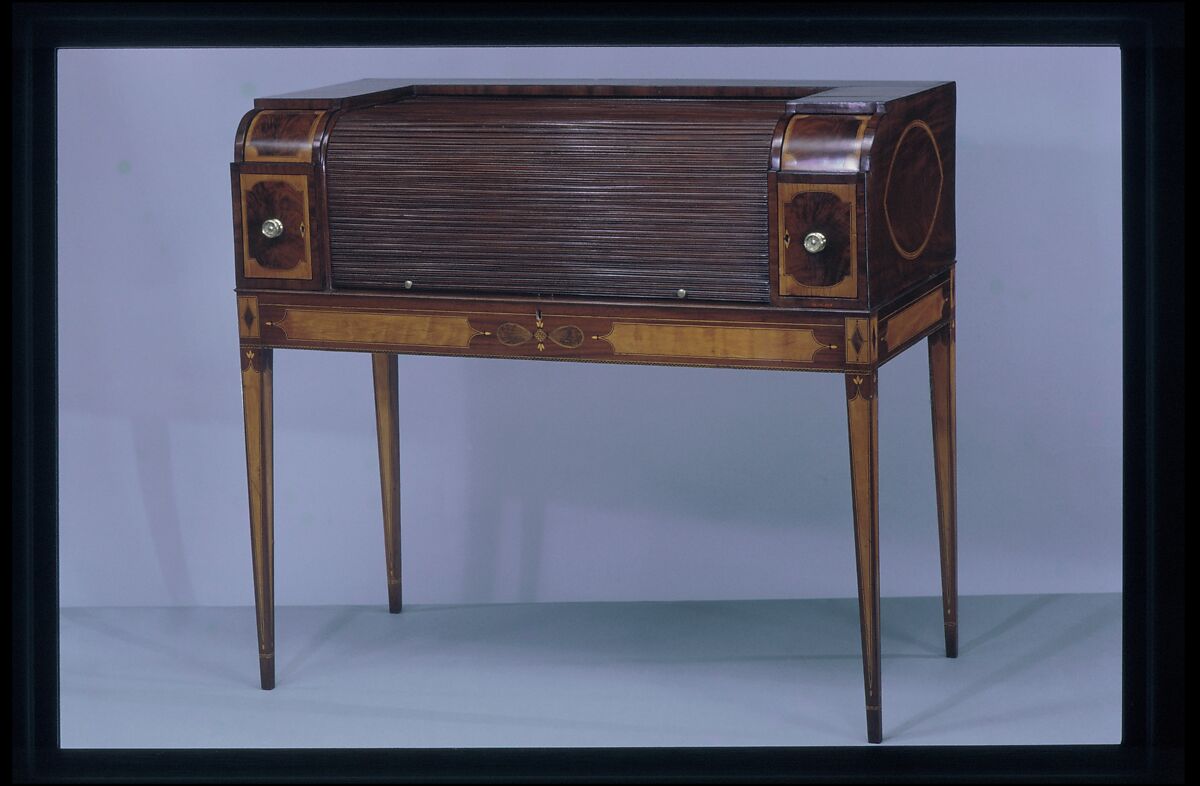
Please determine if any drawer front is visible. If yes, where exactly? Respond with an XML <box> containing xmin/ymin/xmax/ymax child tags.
<box><xmin>324</xmin><ymin>98</ymin><xmax>786</xmax><ymax>303</ymax></box>
<box><xmin>776</xmin><ymin>182</ymin><xmax>858</xmax><ymax>299</ymax></box>
<box><xmin>238</xmin><ymin>172</ymin><xmax>314</xmax><ymax>281</ymax></box>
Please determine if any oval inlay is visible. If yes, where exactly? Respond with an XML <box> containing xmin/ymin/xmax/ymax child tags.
<box><xmin>549</xmin><ymin>325</ymin><xmax>585</xmax><ymax>348</ymax></box>
<box><xmin>883</xmin><ymin>120</ymin><xmax>943</xmax><ymax>261</ymax></box>
<box><xmin>496</xmin><ymin>322</ymin><xmax>533</xmax><ymax>346</ymax></box>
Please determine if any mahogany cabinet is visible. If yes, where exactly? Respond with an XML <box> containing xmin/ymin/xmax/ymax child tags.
<box><xmin>232</xmin><ymin>79</ymin><xmax>957</xmax><ymax>744</ymax></box>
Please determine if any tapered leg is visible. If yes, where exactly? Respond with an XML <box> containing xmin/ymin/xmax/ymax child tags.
<box><xmin>372</xmin><ymin>353</ymin><xmax>403</xmax><ymax>613</ymax></box>
<box><xmin>928</xmin><ymin>320</ymin><xmax>958</xmax><ymax>658</ymax></box>
<box><xmin>240</xmin><ymin>346</ymin><xmax>275</xmax><ymax>690</ymax></box>
<box><xmin>846</xmin><ymin>371</ymin><xmax>882</xmax><ymax>743</ymax></box>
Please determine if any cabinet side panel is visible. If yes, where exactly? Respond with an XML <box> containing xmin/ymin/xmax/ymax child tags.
<box><xmin>865</xmin><ymin>82</ymin><xmax>956</xmax><ymax>307</ymax></box>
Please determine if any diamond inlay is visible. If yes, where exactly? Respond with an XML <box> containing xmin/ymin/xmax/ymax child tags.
<box><xmin>237</xmin><ymin>296</ymin><xmax>261</xmax><ymax>339</ymax></box>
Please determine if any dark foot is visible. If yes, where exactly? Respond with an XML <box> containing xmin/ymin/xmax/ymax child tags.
<box><xmin>388</xmin><ymin>582</ymin><xmax>402</xmax><ymax>614</ymax></box>
<box><xmin>945</xmin><ymin>624</ymin><xmax>958</xmax><ymax>658</ymax></box>
<box><xmin>259</xmin><ymin>654</ymin><xmax>275</xmax><ymax>690</ymax></box>
<box><xmin>866</xmin><ymin>706</ymin><xmax>882</xmax><ymax>744</ymax></box>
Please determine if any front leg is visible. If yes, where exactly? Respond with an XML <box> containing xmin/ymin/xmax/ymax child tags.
<box><xmin>241</xmin><ymin>346</ymin><xmax>275</xmax><ymax>689</ymax></box>
<box><xmin>846</xmin><ymin>371</ymin><xmax>882</xmax><ymax>743</ymax></box>
<box><xmin>372</xmin><ymin>353</ymin><xmax>403</xmax><ymax>613</ymax></box>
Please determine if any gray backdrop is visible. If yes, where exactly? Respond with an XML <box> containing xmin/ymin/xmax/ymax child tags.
<box><xmin>57</xmin><ymin>47</ymin><xmax>1122</xmax><ymax>608</ymax></box>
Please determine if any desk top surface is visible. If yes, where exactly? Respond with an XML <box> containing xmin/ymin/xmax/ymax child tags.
<box><xmin>254</xmin><ymin>79</ymin><xmax>954</xmax><ymax>113</ymax></box>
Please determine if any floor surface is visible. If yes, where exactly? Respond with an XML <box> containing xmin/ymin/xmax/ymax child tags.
<box><xmin>59</xmin><ymin>593</ymin><xmax>1121</xmax><ymax>748</ymax></box>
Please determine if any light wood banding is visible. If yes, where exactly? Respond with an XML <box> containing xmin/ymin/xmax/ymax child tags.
<box><xmin>600</xmin><ymin>321</ymin><xmax>829</xmax><ymax>363</ymax></box>
<box><xmin>881</xmin><ymin>285</ymin><xmax>947</xmax><ymax>354</ymax></box>
<box><xmin>269</xmin><ymin>308</ymin><xmax>482</xmax><ymax>349</ymax></box>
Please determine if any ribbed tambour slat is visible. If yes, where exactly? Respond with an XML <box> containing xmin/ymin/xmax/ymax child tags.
<box><xmin>325</xmin><ymin>97</ymin><xmax>786</xmax><ymax>302</ymax></box>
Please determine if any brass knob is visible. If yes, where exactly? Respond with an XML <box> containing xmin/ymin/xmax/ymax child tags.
<box><xmin>803</xmin><ymin>231</ymin><xmax>827</xmax><ymax>253</ymax></box>
<box><xmin>676</xmin><ymin>288</ymin><xmax>687</xmax><ymax>298</ymax></box>
<box><xmin>261</xmin><ymin>218</ymin><xmax>284</xmax><ymax>239</ymax></box>
<box><xmin>404</xmin><ymin>280</ymin><xmax>413</xmax><ymax>290</ymax></box>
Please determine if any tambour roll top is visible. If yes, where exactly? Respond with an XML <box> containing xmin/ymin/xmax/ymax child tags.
<box><xmin>233</xmin><ymin>81</ymin><xmax>954</xmax><ymax>310</ymax></box>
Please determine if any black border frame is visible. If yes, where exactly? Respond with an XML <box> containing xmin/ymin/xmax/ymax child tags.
<box><xmin>12</xmin><ymin>3</ymin><xmax>1184</xmax><ymax>782</ymax></box>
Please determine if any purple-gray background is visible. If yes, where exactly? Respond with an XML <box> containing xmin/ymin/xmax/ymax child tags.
<box><xmin>57</xmin><ymin>47</ymin><xmax>1121</xmax><ymax>609</ymax></box>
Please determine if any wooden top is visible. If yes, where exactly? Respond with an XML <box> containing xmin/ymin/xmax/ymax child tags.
<box><xmin>254</xmin><ymin>79</ymin><xmax>952</xmax><ymax>113</ymax></box>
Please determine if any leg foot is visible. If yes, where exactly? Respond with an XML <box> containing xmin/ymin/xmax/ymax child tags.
<box><xmin>387</xmin><ymin>580</ymin><xmax>402</xmax><ymax>615</ymax></box>
<box><xmin>866</xmin><ymin>706</ymin><xmax>883</xmax><ymax>744</ymax></box>
<box><xmin>259</xmin><ymin>653</ymin><xmax>275</xmax><ymax>691</ymax></box>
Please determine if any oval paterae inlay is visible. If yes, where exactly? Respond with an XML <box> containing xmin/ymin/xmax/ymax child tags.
<box><xmin>883</xmin><ymin>120</ymin><xmax>943</xmax><ymax>261</ymax></box>
<box><xmin>496</xmin><ymin>322</ymin><xmax>533</xmax><ymax>346</ymax></box>
<box><xmin>549</xmin><ymin>325</ymin><xmax>584</xmax><ymax>349</ymax></box>
<box><xmin>495</xmin><ymin>321</ymin><xmax>585</xmax><ymax>351</ymax></box>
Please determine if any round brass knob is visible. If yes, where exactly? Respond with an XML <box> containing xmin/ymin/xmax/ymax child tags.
<box><xmin>803</xmin><ymin>231</ymin><xmax>828</xmax><ymax>254</ymax></box>
<box><xmin>676</xmin><ymin>288</ymin><xmax>687</xmax><ymax>298</ymax></box>
<box><xmin>404</xmin><ymin>280</ymin><xmax>414</xmax><ymax>290</ymax></box>
<box><xmin>261</xmin><ymin>218</ymin><xmax>284</xmax><ymax>239</ymax></box>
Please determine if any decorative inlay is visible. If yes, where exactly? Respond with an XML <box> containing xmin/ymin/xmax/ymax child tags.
<box><xmin>496</xmin><ymin>322</ymin><xmax>533</xmax><ymax>347</ymax></box>
<box><xmin>844</xmin><ymin>317</ymin><xmax>872</xmax><ymax>365</ymax></box>
<box><xmin>884</xmin><ymin>119</ymin><xmax>944</xmax><ymax>261</ymax></box>
<box><xmin>783</xmin><ymin>192</ymin><xmax>851</xmax><ymax>287</ymax></box>
<box><xmin>846</xmin><ymin>370</ymin><xmax>880</xmax><ymax>402</ymax></box>
<box><xmin>495</xmin><ymin>313</ymin><xmax>585</xmax><ymax>352</ymax></box>
<box><xmin>240</xmin><ymin>173</ymin><xmax>313</xmax><ymax>281</ymax></box>
<box><xmin>777</xmin><ymin>182</ymin><xmax>858</xmax><ymax>298</ymax></box>
<box><xmin>598</xmin><ymin>322</ymin><xmax>832</xmax><ymax>363</ymax></box>
<box><xmin>551</xmin><ymin>325</ymin><xmax>585</xmax><ymax>349</ymax></box>
<box><xmin>237</xmin><ymin>295</ymin><xmax>261</xmax><ymax>339</ymax></box>
<box><xmin>881</xmin><ymin>286</ymin><xmax>948</xmax><ymax>353</ymax></box>
<box><xmin>268</xmin><ymin>308</ymin><xmax>482</xmax><ymax>349</ymax></box>
<box><xmin>239</xmin><ymin>345</ymin><xmax>272</xmax><ymax>372</ymax></box>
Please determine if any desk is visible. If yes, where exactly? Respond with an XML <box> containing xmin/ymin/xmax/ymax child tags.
<box><xmin>232</xmin><ymin>80</ymin><xmax>957</xmax><ymax>743</ymax></box>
